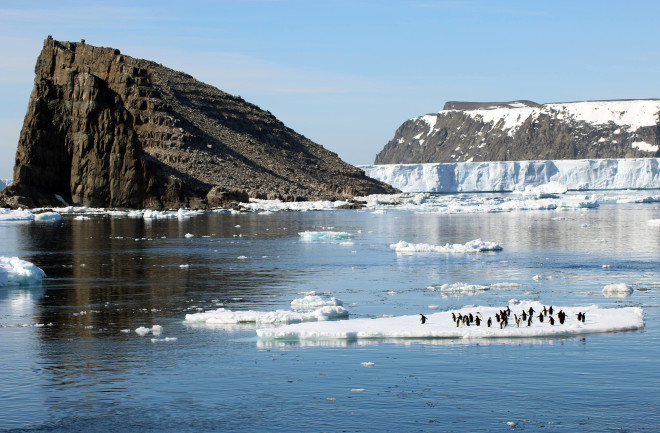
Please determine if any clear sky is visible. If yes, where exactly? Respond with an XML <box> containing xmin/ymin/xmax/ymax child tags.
<box><xmin>1</xmin><ymin>0</ymin><xmax>659</xmax><ymax>179</ymax></box>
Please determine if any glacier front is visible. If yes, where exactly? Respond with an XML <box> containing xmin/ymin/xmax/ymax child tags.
<box><xmin>360</xmin><ymin>158</ymin><xmax>660</xmax><ymax>193</ymax></box>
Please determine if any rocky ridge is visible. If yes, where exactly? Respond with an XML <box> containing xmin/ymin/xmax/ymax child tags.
<box><xmin>375</xmin><ymin>100</ymin><xmax>660</xmax><ymax>164</ymax></box>
<box><xmin>2</xmin><ymin>37</ymin><xmax>396</xmax><ymax>209</ymax></box>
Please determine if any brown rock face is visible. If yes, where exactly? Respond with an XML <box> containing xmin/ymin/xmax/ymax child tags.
<box><xmin>2</xmin><ymin>37</ymin><xmax>396</xmax><ymax>209</ymax></box>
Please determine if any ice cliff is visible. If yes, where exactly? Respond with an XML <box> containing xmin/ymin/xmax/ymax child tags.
<box><xmin>360</xmin><ymin>158</ymin><xmax>660</xmax><ymax>193</ymax></box>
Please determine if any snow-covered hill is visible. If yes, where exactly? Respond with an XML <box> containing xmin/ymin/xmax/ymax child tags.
<box><xmin>360</xmin><ymin>158</ymin><xmax>660</xmax><ymax>193</ymax></box>
<box><xmin>375</xmin><ymin>99</ymin><xmax>660</xmax><ymax>164</ymax></box>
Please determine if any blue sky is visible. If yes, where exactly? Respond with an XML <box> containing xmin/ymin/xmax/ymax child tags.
<box><xmin>1</xmin><ymin>0</ymin><xmax>659</xmax><ymax>178</ymax></box>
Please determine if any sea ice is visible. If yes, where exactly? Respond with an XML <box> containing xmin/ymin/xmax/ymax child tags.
<box><xmin>438</xmin><ymin>282</ymin><xmax>490</xmax><ymax>294</ymax></box>
<box><xmin>290</xmin><ymin>295</ymin><xmax>343</xmax><ymax>311</ymax></box>
<box><xmin>298</xmin><ymin>231</ymin><xmax>353</xmax><ymax>241</ymax></box>
<box><xmin>34</xmin><ymin>212</ymin><xmax>62</xmax><ymax>222</ymax></box>
<box><xmin>0</xmin><ymin>256</ymin><xmax>46</xmax><ymax>286</ymax></box>
<box><xmin>256</xmin><ymin>301</ymin><xmax>644</xmax><ymax>341</ymax></box>
<box><xmin>0</xmin><ymin>208</ymin><xmax>35</xmax><ymax>221</ymax></box>
<box><xmin>390</xmin><ymin>239</ymin><xmax>502</xmax><ymax>254</ymax></box>
<box><xmin>602</xmin><ymin>283</ymin><xmax>634</xmax><ymax>298</ymax></box>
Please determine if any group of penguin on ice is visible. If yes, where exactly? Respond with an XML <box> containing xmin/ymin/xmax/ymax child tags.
<box><xmin>418</xmin><ymin>305</ymin><xmax>587</xmax><ymax>328</ymax></box>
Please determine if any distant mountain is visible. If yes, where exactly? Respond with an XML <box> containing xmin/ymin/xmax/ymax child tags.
<box><xmin>375</xmin><ymin>100</ymin><xmax>660</xmax><ymax>164</ymax></box>
<box><xmin>1</xmin><ymin>37</ymin><xmax>396</xmax><ymax>209</ymax></box>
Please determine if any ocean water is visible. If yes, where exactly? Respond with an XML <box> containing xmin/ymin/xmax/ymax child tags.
<box><xmin>1</xmin><ymin>194</ymin><xmax>660</xmax><ymax>432</ymax></box>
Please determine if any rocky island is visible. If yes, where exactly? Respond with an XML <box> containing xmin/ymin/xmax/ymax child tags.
<box><xmin>1</xmin><ymin>37</ymin><xmax>396</xmax><ymax>209</ymax></box>
<box><xmin>375</xmin><ymin>100</ymin><xmax>660</xmax><ymax>164</ymax></box>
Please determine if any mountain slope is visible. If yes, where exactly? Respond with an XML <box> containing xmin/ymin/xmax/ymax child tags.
<box><xmin>375</xmin><ymin>100</ymin><xmax>660</xmax><ymax>164</ymax></box>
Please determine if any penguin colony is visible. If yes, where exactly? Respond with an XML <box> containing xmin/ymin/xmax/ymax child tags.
<box><xmin>425</xmin><ymin>305</ymin><xmax>588</xmax><ymax>328</ymax></box>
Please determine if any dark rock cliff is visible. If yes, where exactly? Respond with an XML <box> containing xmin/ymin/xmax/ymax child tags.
<box><xmin>375</xmin><ymin>100</ymin><xmax>660</xmax><ymax>164</ymax></box>
<box><xmin>2</xmin><ymin>37</ymin><xmax>396</xmax><ymax>209</ymax></box>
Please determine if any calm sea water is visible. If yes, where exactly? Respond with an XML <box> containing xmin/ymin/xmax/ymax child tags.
<box><xmin>1</xmin><ymin>197</ymin><xmax>659</xmax><ymax>432</ymax></box>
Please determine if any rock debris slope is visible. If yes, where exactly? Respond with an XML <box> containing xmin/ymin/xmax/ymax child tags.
<box><xmin>2</xmin><ymin>37</ymin><xmax>396</xmax><ymax>209</ymax></box>
<box><xmin>375</xmin><ymin>100</ymin><xmax>660</xmax><ymax>164</ymax></box>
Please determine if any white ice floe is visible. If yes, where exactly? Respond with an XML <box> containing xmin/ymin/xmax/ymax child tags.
<box><xmin>184</xmin><ymin>305</ymin><xmax>348</xmax><ymax>326</ymax></box>
<box><xmin>0</xmin><ymin>208</ymin><xmax>35</xmax><ymax>221</ymax></box>
<box><xmin>0</xmin><ymin>257</ymin><xmax>46</xmax><ymax>286</ymax></box>
<box><xmin>245</xmin><ymin>199</ymin><xmax>352</xmax><ymax>212</ymax></box>
<box><xmin>135</xmin><ymin>325</ymin><xmax>163</xmax><ymax>336</ymax></box>
<box><xmin>437</xmin><ymin>282</ymin><xmax>490</xmax><ymax>295</ymax></box>
<box><xmin>602</xmin><ymin>283</ymin><xmax>634</xmax><ymax>298</ymax></box>
<box><xmin>391</xmin><ymin>239</ymin><xmax>502</xmax><ymax>254</ymax></box>
<box><xmin>256</xmin><ymin>301</ymin><xmax>644</xmax><ymax>341</ymax></box>
<box><xmin>298</xmin><ymin>231</ymin><xmax>353</xmax><ymax>241</ymax></box>
<box><xmin>184</xmin><ymin>233</ymin><xmax>195</xmax><ymax>238</ymax></box>
<box><xmin>290</xmin><ymin>295</ymin><xmax>343</xmax><ymax>311</ymax></box>
<box><xmin>34</xmin><ymin>212</ymin><xmax>62</xmax><ymax>222</ymax></box>
<box><xmin>647</xmin><ymin>219</ymin><xmax>660</xmax><ymax>226</ymax></box>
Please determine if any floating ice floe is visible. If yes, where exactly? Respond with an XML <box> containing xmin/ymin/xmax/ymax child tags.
<box><xmin>0</xmin><ymin>256</ymin><xmax>46</xmax><ymax>286</ymax></box>
<box><xmin>290</xmin><ymin>295</ymin><xmax>343</xmax><ymax>311</ymax></box>
<box><xmin>135</xmin><ymin>325</ymin><xmax>162</xmax><ymax>336</ymax></box>
<box><xmin>298</xmin><ymin>231</ymin><xmax>353</xmax><ymax>241</ymax></box>
<box><xmin>391</xmin><ymin>239</ymin><xmax>502</xmax><ymax>254</ymax></box>
<box><xmin>34</xmin><ymin>212</ymin><xmax>62</xmax><ymax>222</ymax></box>
<box><xmin>602</xmin><ymin>283</ymin><xmax>634</xmax><ymax>298</ymax></box>
<box><xmin>245</xmin><ymin>199</ymin><xmax>352</xmax><ymax>212</ymax></box>
<box><xmin>185</xmin><ymin>295</ymin><xmax>348</xmax><ymax>326</ymax></box>
<box><xmin>0</xmin><ymin>208</ymin><xmax>35</xmax><ymax>221</ymax></box>
<box><xmin>436</xmin><ymin>282</ymin><xmax>490</xmax><ymax>295</ymax></box>
<box><xmin>647</xmin><ymin>219</ymin><xmax>660</xmax><ymax>226</ymax></box>
<box><xmin>256</xmin><ymin>301</ymin><xmax>644</xmax><ymax>341</ymax></box>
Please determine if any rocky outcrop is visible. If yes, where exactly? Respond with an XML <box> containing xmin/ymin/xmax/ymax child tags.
<box><xmin>375</xmin><ymin>100</ymin><xmax>660</xmax><ymax>164</ymax></box>
<box><xmin>2</xmin><ymin>37</ymin><xmax>396</xmax><ymax>209</ymax></box>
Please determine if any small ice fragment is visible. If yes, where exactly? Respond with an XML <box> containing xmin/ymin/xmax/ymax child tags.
<box><xmin>325</xmin><ymin>398</ymin><xmax>336</xmax><ymax>401</ymax></box>
<box><xmin>237</xmin><ymin>256</ymin><xmax>247</xmax><ymax>259</ymax></box>
<box><xmin>506</xmin><ymin>421</ymin><xmax>517</xmax><ymax>427</ymax></box>
<box><xmin>603</xmin><ymin>283</ymin><xmax>633</xmax><ymax>298</ymax></box>
<box><xmin>602</xmin><ymin>264</ymin><xmax>611</xmax><ymax>268</ymax></box>
<box><xmin>360</xmin><ymin>362</ymin><xmax>375</xmax><ymax>367</ymax></box>
<box><xmin>428</xmin><ymin>305</ymin><xmax>439</xmax><ymax>309</ymax></box>
<box><xmin>120</xmin><ymin>329</ymin><xmax>131</xmax><ymax>333</ymax></box>
<box><xmin>135</xmin><ymin>326</ymin><xmax>150</xmax><ymax>336</ymax></box>
<box><xmin>184</xmin><ymin>233</ymin><xmax>194</xmax><ymax>238</ymax></box>
<box><xmin>350</xmin><ymin>388</ymin><xmax>366</xmax><ymax>392</ymax></box>
<box><xmin>180</xmin><ymin>264</ymin><xmax>190</xmax><ymax>268</ymax></box>
<box><xmin>151</xmin><ymin>325</ymin><xmax>163</xmax><ymax>336</ymax></box>
<box><xmin>533</xmin><ymin>275</ymin><xmax>541</xmax><ymax>280</ymax></box>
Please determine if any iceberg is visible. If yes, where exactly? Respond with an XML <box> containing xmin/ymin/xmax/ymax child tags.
<box><xmin>298</xmin><ymin>231</ymin><xmax>353</xmax><ymax>241</ymax></box>
<box><xmin>360</xmin><ymin>158</ymin><xmax>660</xmax><ymax>193</ymax></box>
<box><xmin>256</xmin><ymin>301</ymin><xmax>644</xmax><ymax>341</ymax></box>
<box><xmin>0</xmin><ymin>256</ymin><xmax>46</xmax><ymax>286</ymax></box>
<box><xmin>390</xmin><ymin>239</ymin><xmax>502</xmax><ymax>254</ymax></box>
<box><xmin>184</xmin><ymin>305</ymin><xmax>348</xmax><ymax>326</ymax></box>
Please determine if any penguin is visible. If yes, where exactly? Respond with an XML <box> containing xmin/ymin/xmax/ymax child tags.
<box><xmin>542</xmin><ymin>306</ymin><xmax>547</xmax><ymax>316</ymax></box>
<box><xmin>527</xmin><ymin>316</ymin><xmax>532</xmax><ymax>326</ymax></box>
<box><xmin>506</xmin><ymin>306</ymin><xmax>511</xmax><ymax>316</ymax></box>
<box><xmin>558</xmin><ymin>310</ymin><xmax>565</xmax><ymax>324</ymax></box>
<box><xmin>514</xmin><ymin>314</ymin><xmax>520</xmax><ymax>327</ymax></box>
<box><xmin>475</xmin><ymin>316</ymin><xmax>481</xmax><ymax>326</ymax></box>
<box><xmin>581</xmin><ymin>312</ymin><xmax>586</xmax><ymax>323</ymax></box>
<box><xmin>521</xmin><ymin>311</ymin><xmax>527</xmax><ymax>321</ymax></box>
<box><xmin>495</xmin><ymin>313</ymin><xmax>501</xmax><ymax>323</ymax></box>
<box><xmin>538</xmin><ymin>313</ymin><xmax>544</xmax><ymax>323</ymax></box>
<box><xmin>452</xmin><ymin>312</ymin><xmax>456</xmax><ymax>322</ymax></box>
<box><xmin>549</xmin><ymin>316</ymin><xmax>555</xmax><ymax>326</ymax></box>
<box><xmin>528</xmin><ymin>307</ymin><xmax>535</xmax><ymax>316</ymax></box>
<box><xmin>476</xmin><ymin>312</ymin><xmax>483</xmax><ymax>320</ymax></box>
<box><xmin>487</xmin><ymin>317</ymin><xmax>492</xmax><ymax>327</ymax></box>
<box><xmin>468</xmin><ymin>313</ymin><xmax>474</xmax><ymax>323</ymax></box>
<box><xmin>420</xmin><ymin>314</ymin><xmax>428</xmax><ymax>324</ymax></box>
<box><xmin>548</xmin><ymin>306</ymin><xmax>554</xmax><ymax>315</ymax></box>
<box><xmin>456</xmin><ymin>318</ymin><xmax>461</xmax><ymax>327</ymax></box>
<box><xmin>577</xmin><ymin>312</ymin><xmax>583</xmax><ymax>322</ymax></box>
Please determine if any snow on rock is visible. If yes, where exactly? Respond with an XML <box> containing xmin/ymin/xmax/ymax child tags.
<box><xmin>391</xmin><ymin>239</ymin><xmax>502</xmax><ymax>254</ymax></box>
<box><xmin>0</xmin><ymin>257</ymin><xmax>46</xmax><ymax>286</ymax></box>
<box><xmin>256</xmin><ymin>301</ymin><xmax>644</xmax><ymax>341</ymax></box>
<box><xmin>298</xmin><ymin>231</ymin><xmax>353</xmax><ymax>241</ymax></box>
<box><xmin>360</xmin><ymin>158</ymin><xmax>660</xmax><ymax>193</ymax></box>
<box><xmin>602</xmin><ymin>283</ymin><xmax>634</xmax><ymax>298</ymax></box>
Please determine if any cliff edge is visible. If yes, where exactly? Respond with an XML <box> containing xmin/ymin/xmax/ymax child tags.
<box><xmin>2</xmin><ymin>37</ymin><xmax>396</xmax><ymax>209</ymax></box>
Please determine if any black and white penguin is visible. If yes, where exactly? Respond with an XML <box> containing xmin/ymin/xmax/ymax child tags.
<box><xmin>475</xmin><ymin>317</ymin><xmax>481</xmax><ymax>326</ymax></box>
<box><xmin>577</xmin><ymin>312</ymin><xmax>583</xmax><ymax>322</ymax></box>
<box><xmin>528</xmin><ymin>307</ymin><xmax>535</xmax><ymax>316</ymax></box>
<box><xmin>420</xmin><ymin>314</ymin><xmax>428</xmax><ymax>324</ymax></box>
<box><xmin>549</xmin><ymin>316</ymin><xmax>555</xmax><ymax>326</ymax></box>
<box><xmin>542</xmin><ymin>306</ymin><xmax>547</xmax><ymax>316</ymax></box>
<box><xmin>538</xmin><ymin>313</ymin><xmax>544</xmax><ymax>323</ymax></box>
<box><xmin>548</xmin><ymin>306</ymin><xmax>554</xmax><ymax>315</ymax></box>
<box><xmin>452</xmin><ymin>312</ymin><xmax>456</xmax><ymax>322</ymax></box>
<box><xmin>521</xmin><ymin>311</ymin><xmax>527</xmax><ymax>321</ymax></box>
<box><xmin>581</xmin><ymin>312</ymin><xmax>586</xmax><ymax>323</ymax></box>
<box><xmin>487</xmin><ymin>317</ymin><xmax>492</xmax><ymax>327</ymax></box>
